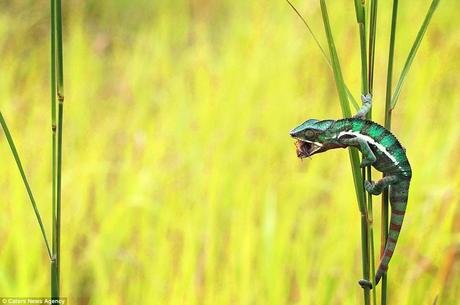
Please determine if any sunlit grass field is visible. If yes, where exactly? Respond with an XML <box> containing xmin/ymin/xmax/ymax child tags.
<box><xmin>1</xmin><ymin>1</ymin><xmax>459</xmax><ymax>304</ymax></box>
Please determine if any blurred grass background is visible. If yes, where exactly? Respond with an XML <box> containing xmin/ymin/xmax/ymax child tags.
<box><xmin>0</xmin><ymin>1</ymin><xmax>459</xmax><ymax>304</ymax></box>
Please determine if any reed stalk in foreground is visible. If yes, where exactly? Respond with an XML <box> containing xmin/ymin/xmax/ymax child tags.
<box><xmin>381</xmin><ymin>0</ymin><xmax>440</xmax><ymax>304</ymax></box>
<box><xmin>51</xmin><ymin>0</ymin><xmax>65</xmax><ymax>299</ymax></box>
<box><xmin>0</xmin><ymin>0</ymin><xmax>65</xmax><ymax>300</ymax></box>
<box><xmin>381</xmin><ymin>2</ymin><xmax>399</xmax><ymax>303</ymax></box>
<box><xmin>354</xmin><ymin>0</ymin><xmax>378</xmax><ymax>303</ymax></box>
<box><xmin>50</xmin><ymin>0</ymin><xmax>58</xmax><ymax>297</ymax></box>
<box><xmin>353</xmin><ymin>0</ymin><xmax>379</xmax><ymax>303</ymax></box>
<box><xmin>320</xmin><ymin>2</ymin><xmax>371</xmax><ymax>303</ymax></box>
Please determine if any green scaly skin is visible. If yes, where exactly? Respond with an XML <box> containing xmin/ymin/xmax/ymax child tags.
<box><xmin>290</xmin><ymin>95</ymin><xmax>411</xmax><ymax>288</ymax></box>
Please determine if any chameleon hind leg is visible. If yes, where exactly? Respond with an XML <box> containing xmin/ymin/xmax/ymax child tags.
<box><xmin>358</xmin><ymin>175</ymin><xmax>400</xmax><ymax>289</ymax></box>
<box><xmin>364</xmin><ymin>175</ymin><xmax>399</xmax><ymax>195</ymax></box>
<box><xmin>341</xmin><ymin>137</ymin><xmax>376</xmax><ymax>168</ymax></box>
<box><xmin>353</xmin><ymin>94</ymin><xmax>372</xmax><ymax>119</ymax></box>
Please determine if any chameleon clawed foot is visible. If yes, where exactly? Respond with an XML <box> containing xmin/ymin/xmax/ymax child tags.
<box><xmin>353</xmin><ymin>94</ymin><xmax>373</xmax><ymax>119</ymax></box>
<box><xmin>360</xmin><ymin>157</ymin><xmax>376</xmax><ymax>168</ymax></box>
<box><xmin>358</xmin><ymin>279</ymin><xmax>373</xmax><ymax>290</ymax></box>
<box><xmin>361</xmin><ymin>93</ymin><xmax>372</xmax><ymax>104</ymax></box>
<box><xmin>364</xmin><ymin>180</ymin><xmax>381</xmax><ymax>195</ymax></box>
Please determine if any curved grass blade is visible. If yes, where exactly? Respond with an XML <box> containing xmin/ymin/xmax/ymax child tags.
<box><xmin>0</xmin><ymin>112</ymin><xmax>52</xmax><ymax>259</ymax></box>
<box><xmin>286</xmin><ymin>0</ymin><xmax>359</xmax><ymax>110</ymax></box>
<box><xmin>391</xmin><ymin>0</ymin><xmax>440</xmax><ymax>109</ymax></box>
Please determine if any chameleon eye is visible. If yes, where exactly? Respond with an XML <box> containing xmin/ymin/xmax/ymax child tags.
<box><xmin>305</xmin><ymin>130</ymin><xmax>315</xmax><ymax>137</ymax></box>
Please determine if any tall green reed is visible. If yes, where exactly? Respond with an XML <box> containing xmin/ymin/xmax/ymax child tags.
<box><xmin>320</xmin><ymin>1</ymin><xmax>373</xmax><ymax>304</ymax></box>
<box><xmin>51</xmin><ymin>0</ymin><xmax>65</xmax><ymax>299</ymax></box>
<box><xmin>381</xmin><ymin>1</ymin><xmax>440</xmax><ymax>304</ymax></box>
<box><xmin>0</xmin><ymin>0</ymin><xmax>64</xmax><ymax>299</ymax></box>
<box><xmin>381</xmin><ymin>2</ymin><xmax>398</xmax><ymax>303</ymax></box>
<box><xmin>50</xmin><ymin>0</ymin><xmax>58</xmax><ymax>297</ymax></box>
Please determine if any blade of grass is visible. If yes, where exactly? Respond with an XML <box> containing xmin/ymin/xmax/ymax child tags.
<box><xmin>319</xmin><ymin>2</ymin><xmax>370</xmax><ymax>304</ymax></box>
<box><xmin>368</xmin><ymin>0</ymin><xmax>378</xmax><ymax>94</ymax></box>
<box><xmin>381</xmin><ymin>1</ymin><xmax>399</xmax><ymax>304</ymax></box>
<box><xmin>0</xmin><ymin>113</ymin><xmax>52</xmax><ymax>259</ymax></box>
<box><xmin>50</xmin><ymin>0</ymin><xmax>58</xmax><ymax>299</ymax></box>
<box><xmin>391</xmin><ymin>0</ymin><xmax>440</xmax><ymax>109</ymax></box>
<box><xmin>55</xmin><ymin>0</ymin><xmax>65</xmax><ymax>298</ymax></box>
<box><xmin>354</xmin><ymin>0</ymin><xmax>377</xmax><ymax>303</ymax></box>
<box><xmin>319</xmin><ymin>0</ymin><xmax>366</xmax><ymax>224</ymax></box>
<box><xmin>366</xmin><ymin>1</ymin><xmax>378</xmax><ymax>304</ymax></box>
<box><xmin>354</xmin><ymin>0</ymin><xmax>368</xmax><ymax>93</ymax></box>
<box><xmin>286</xmin><ymin>0</ymin><xmax>359</xmax><ymax>110</ymax></box>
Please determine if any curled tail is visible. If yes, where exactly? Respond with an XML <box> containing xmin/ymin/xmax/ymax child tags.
<box><xmin>375</xmin><ymin>179</ymin><xmax>410</xmax><ymax>284</ymax></box>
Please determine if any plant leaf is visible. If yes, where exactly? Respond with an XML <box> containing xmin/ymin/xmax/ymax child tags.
<box><xmin>0</xmin><ymin>112</ymin><xmax>52</xmax><ymax>258</ymax></box>
<box><xmin>319</xmin><ymin>0</ymin><xmax>366</xmax><ymax>213</ymax></box>
<box><xmin>391</xmin><ymin>0</ymin><xmax>440</xmax><ymax>109</ymax></box>
<box><xmin>286</xmin><ymin>0</ymin><xmax>359</xmax><ymax>110</ymax></box>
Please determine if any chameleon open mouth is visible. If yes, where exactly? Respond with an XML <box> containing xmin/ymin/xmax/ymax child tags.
<box><xmin>295</xmin><ymin>140</ymin><xmax>323</xmax><ymax>158</ymax></box>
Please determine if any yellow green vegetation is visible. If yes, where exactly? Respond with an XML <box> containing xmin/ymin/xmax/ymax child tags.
<box><xmin>0</xmin><ymin>1</ymin><xmax>459</xmax><ymax>304</ymax></box>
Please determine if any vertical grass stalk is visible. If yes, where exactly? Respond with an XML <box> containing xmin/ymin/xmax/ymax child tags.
<box><xmin>320</xmin><ymin>2</ymin><xmax>369</xmax><ymax>304</ymax></box>
<box><xmin>366</xmin><ymin>1</ymin><xmax>378</xmax><ymax>304</ymax></box>
<box><xmin>56</xmin><ymin>0</ymin><xmax>64</xmax><ymax>297</ymax></box>
<box><xmin>51</xmin><ymin>0</ymin><xmax>65</xmax><ymax>298</ymax></box>
<box><xmin>381</xmin><ymin>1</ymin><xmax>398</xmax><ymax>304</ymax></box>
<box><xmin>50</xmin><ymin>0</ymin><xmax>58</xmax><ymax>298</ymax></box>
<box><xmin>354</xmin><ymin>0</ymin><xmax>377</xmax><ymax>303</ymax></box>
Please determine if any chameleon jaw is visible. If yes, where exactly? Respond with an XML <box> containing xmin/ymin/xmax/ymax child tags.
<box><xmin>294</xmin><ymin>139</ymin><xmax>323</xmax><ymax>158</ymax></box>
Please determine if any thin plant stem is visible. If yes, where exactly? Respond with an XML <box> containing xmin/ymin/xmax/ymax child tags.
<box><xmin>353</xmin><ymin>0</ymin><xmax>368</xmax><ymax>94</ymax></box>
<box><xmin>366</xmin><ymin>1</ymin><xmax>378</xmax><ymax>304</ymax></box>
<box><xmin>320</xmin><ymin>2</ymin><xmax>369</xmax><ymax>304</ymax></box>
<box><xmin>368</xmin><ymin>0</ymin><xmax>378</xmax><ymax>94</ymax></box>
<box><xmin>51</xmin><ymin>0</ymin><xmax>65</xmax><ymax>298</ymax></box>
<box><xmin>0</xmin><ymin>113</ymin><xmax>52</xmax><ymax>259</ymax></box>
<box><xmin>50</xmin><ymin>0</ymin><xmax>59</xmax><ymax>299</ymax></box>
<box><xmin>382</xmin><ymin>1</ymin><xmax>399</xmax><ymax>304</ymax></box>
<box><xmin>354</xmin><ymin>1</ymin><xmax>377</xmax><ymax>303</ymax></box>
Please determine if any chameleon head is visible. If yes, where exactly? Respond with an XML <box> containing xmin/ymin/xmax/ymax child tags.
<box><xmin>289</xmin><ymin>119</ymin><xmax>341</xmax><ymax>159</ymax></box>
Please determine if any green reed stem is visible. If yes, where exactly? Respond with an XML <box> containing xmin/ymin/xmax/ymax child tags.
<box><xmin>320</xmin><ymin>2</ymin><xmax>369</xmax><ymax>304</ymax></box>
<box><xmin>50</xmin><ymin>0</ymin><xmax>58</xmax><ymax>298</ymax></box>
<box><xmin>368</xmin><ymin>0</ymin><xmax>378</xmax><ymax>95</ymax></box>
<box><xmin>367</xmin><ymin>1</ymin><xmax>378</xmax><ymax>304</ymax></box>
<box><xmin>381</xmin><ymin>1</ymin><xmax>398</xmax><ymax>304</ymax></box>
<box><xmin>50</xmin><ymin>0</ymin><xmax>65</xmax><ymax>298</ymax></box>
<box><xmin>354</xmin><ymin>0</ymin><xmax>377</xmax><ymax>303</ymax></box>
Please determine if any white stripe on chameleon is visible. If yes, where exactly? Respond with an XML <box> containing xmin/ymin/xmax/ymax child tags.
<box><xmin>337</xmin><ymin>131</ymin><xmax>404</xmax><ymax>171</ymax></box>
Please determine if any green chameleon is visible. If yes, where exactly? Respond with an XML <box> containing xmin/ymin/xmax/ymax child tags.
<box><xmin>289</xmin><ymin>95</ymin><xmax>411</xmax><ymax>288</ymax></box>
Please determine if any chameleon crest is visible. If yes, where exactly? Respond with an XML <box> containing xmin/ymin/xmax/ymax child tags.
<box><xmin>290</xmin><ymin>95</ymin><xmax>411</xmax><ymax>288</ymax></box>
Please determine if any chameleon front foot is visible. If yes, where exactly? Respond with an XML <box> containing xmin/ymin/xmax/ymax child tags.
<box><xmin>364</xmin><ymin>176</ymin><xmax>399</xmax><ymax>195</ymax></box>
<box><xmin>360</xmin><ymin>156</ymin><xmax>376</xmax><ymax>168</ymax></box>
<box><xmin>364</xmin><ymin>180</ymin><xmax>381</xmax><ymax>195</ymax></box>
<box><xmin>353</xmin><ymin>94</ymin><xmax>373</xmax><ymax>119</ymax></box>
<box><xmin>358</xmin><ymin>279</ymin><xmax>373</xmax><ymax>289</ymax></box>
